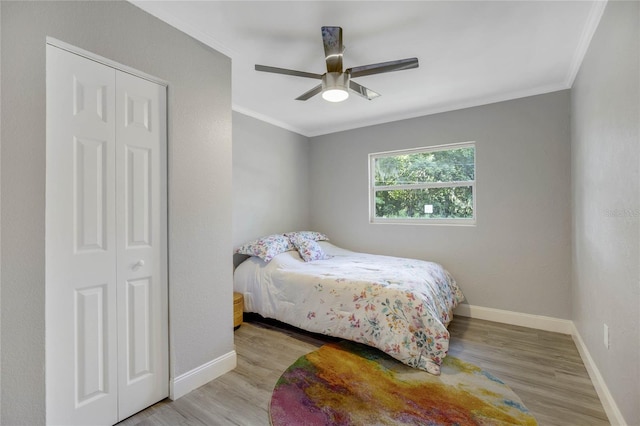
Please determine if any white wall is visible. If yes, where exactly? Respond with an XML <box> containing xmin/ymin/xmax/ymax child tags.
<box><xmin>232</xmin><ymin>112</ymin><xmax>310</xmax><ymax>249</ymax></box>
<box><xmin>0</xmin><ymin>2</ymin><xmax>233</xmax><ymax>423</ymax></box>
<box><xmin>571</xmin><ymin>1</ymin><xmax>639</xmax><ymax>423</ymax></box>
<box><xmin>309</xmin><ymin>91</ymin><xmax>572</xmax><ymax>319</ymax></box>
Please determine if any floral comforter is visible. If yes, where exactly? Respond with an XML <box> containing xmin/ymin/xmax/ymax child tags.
<box><xmin>233</xmin><ymin>242</ymin><xmax>464</xmax><ymax>375</ymax></box>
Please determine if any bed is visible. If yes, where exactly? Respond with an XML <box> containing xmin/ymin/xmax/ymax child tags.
<box><xmin>233</xmin><ymin>232</ymin><xmax>464</xmax><ymax>375</ymax></box>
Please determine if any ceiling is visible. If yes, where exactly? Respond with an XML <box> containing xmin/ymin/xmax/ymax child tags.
<box><xmin>132</xmin><ymin>1</ymin><xmax>606</xmax><ymax>137</ymax></box>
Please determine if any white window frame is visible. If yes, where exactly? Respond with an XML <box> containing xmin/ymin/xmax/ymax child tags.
<box><xmin>368</xmin><ymin>141</ymin><xmax>476</xmax><ymax>226</ymax></box>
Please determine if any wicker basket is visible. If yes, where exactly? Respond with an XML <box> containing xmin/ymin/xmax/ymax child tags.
<box><xmin>233</xmin><ymin>292</ymin><xmax>244</xmax><ymax>328</ymax></box>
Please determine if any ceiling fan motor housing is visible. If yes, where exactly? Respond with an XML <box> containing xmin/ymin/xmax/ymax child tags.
<box><xmin>322</xmin><ymin>72</ymin><xmax>350</xmax><ymax>102</ymax></box>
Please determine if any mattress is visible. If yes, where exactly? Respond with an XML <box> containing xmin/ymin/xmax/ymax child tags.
<box><xmin>233</xmin><ymin>241</ymin><xmax>464</xmax><ymax>374</ymax></box>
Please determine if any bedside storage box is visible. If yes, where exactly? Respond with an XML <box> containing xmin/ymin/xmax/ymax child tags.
<box><xmin>233</xmin><ymin>292</ymin><xmax>244</xmax><ymax>328</ymax></box>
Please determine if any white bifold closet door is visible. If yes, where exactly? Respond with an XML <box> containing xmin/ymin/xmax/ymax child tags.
<box><xmin>46</xmin><ymin>44</ymin><xmax>168</xmax><ymax>426</ymax></box>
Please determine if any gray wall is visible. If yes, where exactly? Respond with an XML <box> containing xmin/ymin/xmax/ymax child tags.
<box><xmin>571</xmin><ymin>1</ymin><xmax>639</xmax><ymax>423</ymax></box>
<box><xmin>0</xmin><ymin>1</ymin><xmax>233</xmax><ymax>424</ymax></box>
<box><xmin>0</xmin><ymin>2</ymin><xmax>3</xmax><ymax>415</ymax></box>
<box><xmin>309</xmin><ymin>91</ymin><xmax>572</xmax><ymax>319</ymax></box>
<box><xmin>232</xmin><ymin>112</ymin><xmax>310</xmax><ymax>248</ymax></box>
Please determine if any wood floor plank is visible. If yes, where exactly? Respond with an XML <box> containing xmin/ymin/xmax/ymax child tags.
<box><xmin>119</xmin><ymin>315</ymin><xmax>609</xmax><ymax>426</ymax></box>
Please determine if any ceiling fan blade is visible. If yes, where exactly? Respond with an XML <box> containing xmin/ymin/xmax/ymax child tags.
<box><xmin>295</xmin><ymin>84</ymin><xmax>323</xmax><ymax>101</ymax></box>
<box><xmin>347</xmin><ymin>57</ymin><xmax>419</xmax><ymax>79</ymax></box>
<box><xmin>255</xmin><ymin>64</ymin><xmax>323</xmax><ymax>79</ymax></box>
<box><xmin>349</xmin><ymin>81</ymin><xmax>381</xmax><ymax>100</ymax></box>
<box><xmin>321</xmin><ymin>26</ymin><xmax>344</xmax><ymax>73</ymax></box>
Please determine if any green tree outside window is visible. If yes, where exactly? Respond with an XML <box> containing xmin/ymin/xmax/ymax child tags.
<box><xmin>370</xmin><ymin>144</ymin><xmax>475</xmax><ymax>223</ymax></box>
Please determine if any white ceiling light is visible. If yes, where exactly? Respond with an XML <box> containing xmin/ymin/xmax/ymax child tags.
<box><xmin>322</xmin><ymin>88</ymin><xmax>349</xmax><ymax>102</ymax></box>
<box><xmin>321</xmin><ymin>72</ymin><xmax>349</xmax><ymax>103</ymax></box>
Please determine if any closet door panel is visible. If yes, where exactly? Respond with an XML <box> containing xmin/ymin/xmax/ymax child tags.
<box><xmin>46</xmin><ymin>45</ymin><xmax>118</xmax><ymax>426</ymax></box>
<box><xmin>47</xmin><ymin>44</ymin><xmax>169</xmax><ymax>425</ymax></box>
<box><xmin>115</xmin><ymin>70</ymin><xmax>168</xmax><ymax>421</ymax></box>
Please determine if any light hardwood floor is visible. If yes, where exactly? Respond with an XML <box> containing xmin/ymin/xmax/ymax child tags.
<box><xmin>118</xmin><ymin>315</ymin><xmax>609</xmax><ymax>426</ymax></box>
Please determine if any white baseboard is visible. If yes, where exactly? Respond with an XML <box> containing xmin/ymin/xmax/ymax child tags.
<box><xmin>454</xmin><ymin>303</ymin><xmax>573</xmax><ymax>334</ymax></box>
<box><xmin>454</xmin><ymin>303</ymin><xmax>626</xmax><ymax>425</ymax></box>
<box><xmin>170</xmin><ymin>350</ymin><xmax>237</xmax><ymax>400</ymax></box>
<box><xmin>571</xmin><ymin>326</ymin><xmax>627</xmax><ymax>426</ymax></box>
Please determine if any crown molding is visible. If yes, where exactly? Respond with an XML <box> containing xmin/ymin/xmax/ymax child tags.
<box><xmin>565</xmin><ymin>0</ymin><xmax>608</xmax><ymax>87</ymax></box>
<box><xmin>129</xmin><ymin>1</ymin><xmax>237</xmax><ymax>59</ymax></box>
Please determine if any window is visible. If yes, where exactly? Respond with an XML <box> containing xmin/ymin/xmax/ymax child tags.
<box><xmin>369</xmin><ymin>142</ymin><xmax>476</xmax><ymax>225</ymax></box>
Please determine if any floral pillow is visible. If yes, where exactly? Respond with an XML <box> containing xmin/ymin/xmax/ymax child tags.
<box><xmin>284</xmin><ymin>231</ymin><xmax>329</xmax><ymax>242</ymax></box>
<box><xmin>234</xmin><ymin>234</ymin><xmax>294</xmax><ymax>262</ymax></box>
<box><xmin>289</xmin><ymin>235</ymin><xmax>330</xmax><ymax>262</ymax></box>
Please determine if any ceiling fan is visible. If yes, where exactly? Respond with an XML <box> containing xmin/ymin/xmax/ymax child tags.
<box><xmin>255</xmin><ymin>26</ymin><xmax>419</xmax><ymax>103</ymax></box>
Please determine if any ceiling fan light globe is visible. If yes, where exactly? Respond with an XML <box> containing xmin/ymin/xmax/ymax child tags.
<box><xmin>322</xmin><ymin>88</ymin><xmax>349</xmax><ymax>102</ymax></box>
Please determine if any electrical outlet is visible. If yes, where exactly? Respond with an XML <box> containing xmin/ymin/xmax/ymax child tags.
<box><xmin>603</xmin><ymin>324</ymin><xmax>610</xmax><ymax>349</ymax></box>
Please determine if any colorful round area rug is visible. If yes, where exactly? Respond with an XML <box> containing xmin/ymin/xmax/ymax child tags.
<box><xmin>270</xmin><ymin>341</ymin><xmax>537</xmax><ymax>425</ymax></box>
